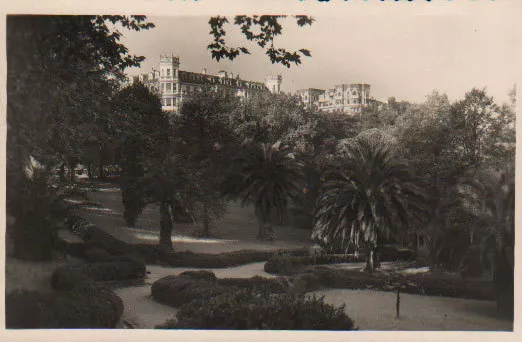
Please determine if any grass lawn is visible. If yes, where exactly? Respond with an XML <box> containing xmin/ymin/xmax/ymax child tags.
<box><xmin>80</xmin><ymin>181</ymin><xmax>312</xmax><ymax>253</ymax></box>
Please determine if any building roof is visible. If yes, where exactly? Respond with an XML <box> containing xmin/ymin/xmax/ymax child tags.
<box><xmin>178</xmin><ymin>70</ymin><xmax>265</xmax><ymax>89</ymax></box>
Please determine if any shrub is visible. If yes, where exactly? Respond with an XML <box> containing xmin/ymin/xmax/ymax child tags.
<box><xmin>151</xmin><ymin>275</ymin><xmax>230</xmax><ymax>307</ymax></box>
<box><xmin>264</xmin><ymin>254</ymin><xmax>306</xmax><ymax>275</ymax></box>
<box><xmin>178</xmin><ymin>270</ymin><xmax>217</xmax><ymax>282</ymax></box>
<box><xmin>6</xmin><ymin>290</ymin><xmax>59</xmax><ymax>328</ymax></box>
<box><xmin>295</xmin><ymin>267</ymin><xmax>495</xmax><ymax>300</ymax></box>
<box><xmin>157</xmin><ymin>290</ymin><xmax>356</xmax><ymax>330</ymax></box>
<box><xmin>6</xmin><ymin>158</ymin><xmax>93</xmax><ymax>261</ymax></box>
<box><xmin>51</xmin><ymin>257</ymin><xmax>146</xmax><ymax>291</ymax></box>
<box><xmin>83</xmin><ymin>246</ymin><xmax>113</xmax><ymax>262</ymax></box>
<box><xmin>5</xmin><ymin>286</ymin><xmax>123</xmax><ymax>329</ymax></box>
<box><xmin>64</xmin><ymin>242</ymin><xmax>88</xmax><ymax>259</ymax></box>
<box><xmin>51</xmin><ymin>266</ymin><xmax>92</xmax><ymax>291</ymax></box>
<box><xmin>264</xmin><ymin>253</ymin><xmax>361</xmax><ymax>275</ymax></box>
<box><xmin>218</xmin><ymin>275</ymin><xmax>290</xmax><ymax>294</ymax></box>
<box><xmin>162</xmin><ymin>250</ymin><xmax>274</xmax><ymax>268</ymax></box>
<box><xmin>378</xmin><ymin>245</ymin><xmax>415</xmax><ymax>262</ymax></box>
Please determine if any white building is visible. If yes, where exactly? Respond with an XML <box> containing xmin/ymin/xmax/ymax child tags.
<box><xmin>297</xmin><ymin>83</ymin><xmax>372</xmax><ymax>114</ymax></box>
<box><xmin>128</xmin><ymin>54</ymin><xmax>282</xmax><ymax>112</ymax></box>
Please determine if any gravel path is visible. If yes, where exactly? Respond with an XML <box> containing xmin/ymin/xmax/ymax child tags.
<box><xmin>311</xmin><ymin>289</ymin><xmax>512</xmax><ymax>331</ymax></box>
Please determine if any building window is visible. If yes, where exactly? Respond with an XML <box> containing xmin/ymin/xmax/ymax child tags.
<box><xmin>167</xmin><ymin>69</ymin><xmax>171</xmax><ymax>77</ymax></box>
<box><xmin>167</xmin><ymin>83</ymin><xmax>172</xmax><ymax>92</ymax></box>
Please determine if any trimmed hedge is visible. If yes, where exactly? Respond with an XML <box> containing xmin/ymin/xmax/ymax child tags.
<box><xmin>378</xmin><ymin>245</ymin><xmax>415</xmax><ymax>262</ymax></box>
<box><xmin>218</xmin><ymin>275</ymin><xmax>290</xmax><ymax>294</ymax></box>
<box><xmin>83</xmin><ymin>246</ymin><xmax>114</xmax><ymax>263</ymax></box>
<box><xmin>51</xmin><ymin>256</ymin><xmax>146</xmax><ymax>291</ymax></box>
<box><xmin>151</xmin><ymin>274</ymin><xmax>231</xmax><ymax>307</ymax></box>
<box><xmin>156</xmin><ymin>250</ymin><xmax>275</xmax><ymax>268</ymax></box>
<box><xmin>6</xmin><ymin>284</ymin><xmax>123</xmax><ymax>328</ymax></box>
<box><xmin>178</xmin><ymin>270</ymin><xmax>217</xmax><ymax>282</ymax></box>
<box><xmin>290</xmin><ymin>268</ymin><xmax>495</xmax><ymax>300</ymax></box>
<box><xmin>157</xmin><ymin>290</ymin><xmax>356</xmax><ymax>330</ymax></box>
<box><xmin>264</xmin><ymin>254</ymin><xmax>362</xmax><ymax>275</ymax></box>
<box><xmin>67</xmin><ymin>215</ymin><xmax>137</xmax><ymax>256</ymax></box>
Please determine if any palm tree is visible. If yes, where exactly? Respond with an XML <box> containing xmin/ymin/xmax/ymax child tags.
<box><xmin>227</xmin><ymin>140</ymin><xmax>304</xmax><ymax>240</ymax></box>
<box><xmin>313</xmin><ymin>138</ymin><xmax>428</xmax><ymax>272</ymax></box>
<box><xmin>456</xmin><ymin>163</ymin><xmax>515</xmax><ymax>318</ymax></box>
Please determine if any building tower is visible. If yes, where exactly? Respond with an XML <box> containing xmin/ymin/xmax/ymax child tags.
<box><xmin>159</xmin><ymin>54</ymin><xmax>180</xmax><ymax>109</ymax></box>
<box><xmin>265</xmin><ymin>75</ymin><xmax>282</xmax><ymax>93</ymax></box>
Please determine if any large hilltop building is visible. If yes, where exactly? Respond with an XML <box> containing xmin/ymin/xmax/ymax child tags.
<box><xmin>296</xmin><ymin>83</ymin><xmax>372</xmax><ymax>114</ymax></box>
<box><xmin>127</xmin><ymin>54</ymin><xmax>282</xmax><ymax>112</ymax></box>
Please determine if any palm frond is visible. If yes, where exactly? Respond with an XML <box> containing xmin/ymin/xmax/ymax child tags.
<box><xmin>313</xmin><ymin>136</ymin><xmax>429</xmax><ymax>250</ymax></box>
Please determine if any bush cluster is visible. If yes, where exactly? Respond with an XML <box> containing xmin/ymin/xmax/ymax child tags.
<box><xmin>218</xmin><ymin>275</ymin><xmax>290</xmax><ymax>294</ymax></box>
<box><xmin>288</xmin><ymin>268</ymin><xmax>495</xmax><ymax>300</ymax></box>
<box><xmin>157</xmin><ymin>290</ymin><xmax>356</xmax><ymax>330</ymax></box>
<box><xmin>264</xmin><ymin>254</ymin><xmax>307</xmax><ymax>275</ymax></box>
<box><xmin>378</xmin><ymin>245</ymin><xmax>415</xmax><ymax>262</ymax></box>
<box><xmin>6</xmin><ymin>284</ymin><xmax>123</xmax><ymax>328</ymax></box>
<box><xmin>160</xmin><ymin>249</ymin><xmax>275</xmax><ymax>268</ymax></box>
<box><xmin>151</xmin><ymin>274</ymin><xmax>231</xmax><ymax>307</ymax></box>
<box><xmin>264</xmin><ymin>253</ymin><xmax>361</xmax><ymax>275</ymax></box>
<box><xmin>51</xmin><ymin>256</ymin><xmax>146</xmax><ymax>291</ymax></box>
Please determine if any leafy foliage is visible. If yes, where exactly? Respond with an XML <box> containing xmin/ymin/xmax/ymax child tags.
<box><xmin>313</xmin><ymin>133</ymin><xmax>428</xmax><ymax>269</ymax></box>
<box><xmin>6</xmin><ymin>285</ymin><xmax>123</xmax><ymax>329</ymax></box>
<box><xmin>6</xmin><ymin>15</ymin><xmax>154</xmax><ymax>175</ymax></box>
<box><xmin>158</xmin><ymin>290</ymin><xmax>355</xmax><ymax>330</ymax></box>
<box><xmin>450</xmin><ymin>88</ymin><xmax>504</xmax><ymax>168</ymax></box>
<box><xmin>6</xmin><ymin>157</ymin><xmax>91</xmax><ymax>260</ymax></box>
<box><xmin>227</xmin><ymin>140</ymin><xmax>305</xmax><ymax>240</ymax></box>
<box><xmin>425</xmin><ymin>163</ymin><xmax>515</xmax><ymax>317</ymax></box>
<box><xmin>208</xmin><ymin>15</ymin><xmax>314</xmax><ymax>68</ymax></box>
<box><xmin>171</xmin><ymin>90</ymin><xmax>241</xmax><ymax>235</ymax></box>
<box><xmin>111</xmin><ymin>82</ymin><xmax>170</xmax><ymax>226</ymax></box>
<box><xmin>458</xmin><ymin>164</ymin><xmax>515</xmax><ymax>262</ymax></box>
<box><xmin>231</xmin><ymin>92</ymin><xmax>320</xmax><ymax>155</ymax></box>
<box><xmin>151</xmin><ymin>275</ymin><xmax>230</xmax><ymax>308</ymax></box>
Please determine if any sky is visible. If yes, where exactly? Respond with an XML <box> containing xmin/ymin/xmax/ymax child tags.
<box><xmin>121</xmin><ymin>14</ymin><xmax>519</xmax><ymax>104</ymax></box>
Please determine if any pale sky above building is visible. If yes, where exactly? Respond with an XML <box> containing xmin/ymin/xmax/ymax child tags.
<box><xmin>121</xmin><ymin>14</ymin><xmax>519</xmax><ymax>105</ymax></box>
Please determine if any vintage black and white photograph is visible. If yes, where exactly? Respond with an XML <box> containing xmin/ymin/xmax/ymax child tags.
<box><xmin>2</xmin><ymin>1</ymin><xmax>519</xmax><ymax>334</ymax></box>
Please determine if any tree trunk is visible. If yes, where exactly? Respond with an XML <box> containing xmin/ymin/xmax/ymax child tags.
<box><xmin>257</xmin><ymin>215</ymin><xmax>274</xmax><ymax>241</ymax></box>
<box><xmin>59</xmin><ymin>164</ymin><xmax>66</xmax><ymax>183</ymax></box>
<box><xmin>68</xmin><ymin>164</ymin><xmax>75</xmax><ymax>182</ymax></box>
<box><xmin>87</xmin><ymin>164</ymin><xmax>93</xmax><ymax>179</ymax></box>
<box><xmin>159</xmin><ymin>202</ymin><xmax>173</xmax><ymax>249</ymax></box>
<box><xmin>98</xmin><ymin>144</ymin><xmax>106</xmax><ymax>180</ymax></box>
<box><xmin>98</xmin><ymin>164</ymin><xmax>105</xmax><ymax>180</ymax></box>
<box><xmin>202</xmin><ymin>205</ymin><xmax>210</xmax><ymax>237</ymax></box>
<box><xmin>374</xmin><ymin>245</ymin><xmax>381</xmax><ymax>269</ymax></box>
<box><xmin>365</xmin><ymin>247</ymin><xmax>375</xmax><ymax>273</ymax></box>
<box><xmin>413</xmin><ymin>232</ymin><xmax>419</xmax><ymax>259</ymax></box>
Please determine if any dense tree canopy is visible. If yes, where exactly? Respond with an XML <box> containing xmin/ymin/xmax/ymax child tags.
<box><xmin>6</xmin><ymin>15</ymin><xmax>155</xmax><ymax>176</ymax></box>
<box><xmin>171</xmin><ymin>91</ymin><xmax>240</xmax><ymax>236</ymax></box>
